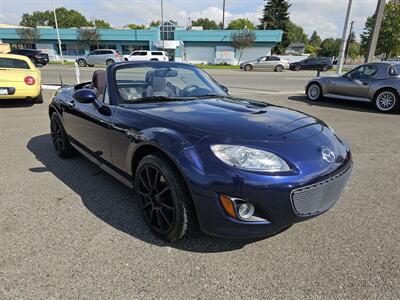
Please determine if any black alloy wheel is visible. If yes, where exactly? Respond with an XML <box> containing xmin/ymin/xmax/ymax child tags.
<box><xmin>50</xmin><ymin>113</ymin><xmax>76</xmax><ymax>158</ymax></box>
<box><xmin>135</xmin><ymin>154</ymin><xmax>196</xmax><ymax>241</ymax></box>
<box><xmin>294</xmin><ymin>65</ymin><xmax>301</xmax><ymax>71</ymax></box>
<box><xmin>321</xmin><ymin>65</ymin><xmax>329</xmax><ymax>72</ymax></box>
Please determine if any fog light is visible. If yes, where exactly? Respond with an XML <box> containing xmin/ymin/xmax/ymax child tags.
<box><xmin>237</xmin><ymin>202</ymin><xmax>255</xmax><ymax>220</ymax></box>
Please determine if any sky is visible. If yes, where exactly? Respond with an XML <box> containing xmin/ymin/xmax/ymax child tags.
<box><xmin>0</xmin><ymin>0</ymin><xmax>379</xmax><ymax>39</ymax></box>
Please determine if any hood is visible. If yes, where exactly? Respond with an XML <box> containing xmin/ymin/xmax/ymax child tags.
<box><xmin>136</xmin><ymin>97</ymin><xmax>326</xmax><ymax>142</ymax></box>
<box><xmin>241</xmin><ymin>59</ymin><xmax>258</xmax><ymax>65</ymax></box>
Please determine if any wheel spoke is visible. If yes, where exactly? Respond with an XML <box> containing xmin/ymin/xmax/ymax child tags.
<box><xmin>159</xmin><ymin>209</ymin><xmax>172</xmax><ymax>227</ymax></box>
<box><xmin>160</xmin><ymin>202</ymin><xmax>174</xmax><ymax>211</ymax></box>
<box><xmin>139</xmin><ymin>174</ymin><xmax>150</xmax><ymax>191</ymax></box>
<box><xmin>153</xmin><ymin>169</ymin><xmax>160</xmax><ymax>190</ymax></box>
<box><xmin>137</xmin><ymin>190</ymin><xmax>150</xmax><ymax>198</ymax></box>
<box><xmin>141</xmin><ymin>200</ymin><xmax>152</xmax><ymax>211</ymax></box>
<box><xmin>145</xmin><ymin>166</ymin><xmax>153</xmax><ymax>189</ymax></box>
<box><xmin>158</xmin><ymin>186</ymin><xmax>170</xmax><ymax>197</ymax></box>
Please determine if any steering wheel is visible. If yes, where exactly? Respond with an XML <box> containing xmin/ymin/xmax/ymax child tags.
<box><xmin>180</xmin><ymin>84</ymin><xmax>201</xmax><ymax>97</ymax></box>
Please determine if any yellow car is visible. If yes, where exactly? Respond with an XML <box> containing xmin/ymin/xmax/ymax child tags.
<box><xmin>0</xmin><ymin>53</ymin><xmax>42</xmax><ymax>103</ymax></box>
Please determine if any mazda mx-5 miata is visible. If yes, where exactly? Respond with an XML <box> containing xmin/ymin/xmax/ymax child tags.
<box><xmin>49</xmin><ymin>61</ymin><xmax>352</xmax><ymax>241</ymax></box>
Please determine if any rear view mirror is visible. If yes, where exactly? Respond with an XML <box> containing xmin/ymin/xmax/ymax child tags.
<box><xmin>220</xmin><ymin>85</ymin><xmax>229</xmax><ymax>93</ymax></box>
<box><xmin>153</xmin><ymin>69</ymin><xmax>178</xmax><ymax>77</ymax></box>
<box><xmin>73</xmin><ymin>89</ymin><xmax>96</xmax><ymax>103</ymax></box>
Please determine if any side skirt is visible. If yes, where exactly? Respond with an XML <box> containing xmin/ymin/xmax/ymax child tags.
<box><xmin>70</xmin><ymin>140</ymin><xmax>134</xmax><ymax>189</ymax></box>
<box><xmin>324</xmin><ymin>93</ymin><xmax>371</xmax><ymax>103</ymax></box>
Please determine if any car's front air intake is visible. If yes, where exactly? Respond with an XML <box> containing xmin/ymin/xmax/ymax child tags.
<box><xmin>291</xmin><ymin>165</ymin><xmax>352</xmax><ymax>216</ymax></box>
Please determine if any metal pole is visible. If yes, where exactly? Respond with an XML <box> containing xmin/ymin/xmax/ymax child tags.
<box><xmin>52</xmin><ymin>0</ymin><xmax>63</xmax><ymax>64</ymax></box>
<box><xmin>222</xmin><ymin>0</ymin><xmax>226</xmax><ymax>29</ymax></box>
<box><xmin>345</xmin><ymin>21</ymin><xmax>354</xmax><ymax>63</ymax></box>
<box><xmin>336</xmin><ymin>0</ymin><xmax>353</xmax><ymax>74</ymax></box>
<box><xmin>161</xmin><ymin>0</ymin><xmax>164</xmax><ymax>51</ymax></box>
<box><xmin>365</xmin><ymin>0</ymin><xmax>386</xmax><ymax>62</ymax></box>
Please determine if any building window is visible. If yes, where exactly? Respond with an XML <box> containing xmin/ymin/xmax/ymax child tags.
<box><xmin>89</xmin><ymin>44</ymin><xmax>117</xmax><ymax>51</ymax></box>
<box><xmin>160</xmin><ymin>21</ymin><xmax>175</xmax><ymax>41</ymax></box>
<box><xmin>121</xmin><ymin>45</ymin><xmax>149</xmax><ymax>54</ymax></box>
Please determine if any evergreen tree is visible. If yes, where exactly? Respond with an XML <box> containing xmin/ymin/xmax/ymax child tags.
<box><xmin>309</xmin><ymin>31</ymin><xmax>322</xmax><ymax>47</ymax></box>
<box><xmin>259</xmin><ymin>0</ymin><xmax>291</xmax><ymax>54</ymax></box>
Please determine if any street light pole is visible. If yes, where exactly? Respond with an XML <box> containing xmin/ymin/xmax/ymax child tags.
<box><xmin>222</xmin><ymin>0</ymin><xmax>226</xmax><ymax>29</ymax></box>
<box><xmin>52</xmin><ymin>0</ymin><xmax>63</xmax><ymax>64</ymax></box>
<box><xmin>336</xmin><ymin>0</ymin><xmax>353</xmax><ymax>74</ymax></box>
<box><xmin>365</xmin><ymin>0</ymin><xmax>386</xmax><ymax>62</ymax></box>
<box><xmin>161</xmin><ymin>0</ymin><xmax>164</xmax><ymax>51</ymax></box>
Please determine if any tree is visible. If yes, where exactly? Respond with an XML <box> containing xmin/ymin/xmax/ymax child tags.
<box><xmin>125</xmin><ymin>24</ymin><xmax>146</xmax><ymax>30</ymax></box>
<box><xmin>191</xmin><ymin>18</ymin><xmax>219</xmax><ymax>30</ymax></box>
<box><xmin>309</xmin><ymin>31</ymin><xmax>322</xmax><ymax>47</ymax></box>
<box><xmin>16</xmin><ymin>27</ymin><xmax>41</xmax><ymax>47</ymax></box>
<box><xmin>305</xmin><ymin>44</ymin><xmax>318</xmax><ymax>55</ymax></box>
<box><xmin>360</xmin><ymin>2</ymin><xmax>400</xmax><ymax>58</ymax></box>
<box><xmin>318</xmin><ymin>38</ymin><xmax>341</xmax><ymax>57</ymax></box>
<box><xmin>91</xmin><ymin>19</ymin><xmax>111</xmax><ymax>29</ymax></box>
<box><xmin>347</xmin><ymin>43</ymin><xmax>360</xmax><ymax>61</ymax></box>
<box><xmin>150</xmin><ymin>20</ymin><xmax>161</xmax><ymax>27</ymax></box>
<box><xmin>259</xmin><ymin>0</ymin><xmax>291</xmax><ymax>54</ymax></box>
<box><xmin>231</xmin><ymin>29</ymin><xmax>256</xmax><ymax>64</ymax></box>
<box><xmin>77</xmin><ymin>28</ymin><xmax>101</xmax><ymax>48</ymax></box>
<box><xmin>287</xmin><ymin>21</ymin><xmax>307</xmax><ymax>44</ymax></box>
<box><xmin>227</xmin><ymin>18</ymin><xmax>255</xmax><ymax>30</ymax></box>
<box><xmin>20</xmin><ymin>7</ymin><xmax>91</xmax><ymax>28</ymax></box>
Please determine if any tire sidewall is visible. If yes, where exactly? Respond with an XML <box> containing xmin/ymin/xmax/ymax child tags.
<box><xmin>135</xmin><ymin>154</ymin><xmax>190</xmax><ymax>241</ymax></box>
<box><xmin>295</xmin><ymin>65</ymin><xmax>301</xmax><ymax>71</ymax></box>
<box><xmin>50</xmin><ymin>113</ymin><xmax>75</xmax><ymax>158</ymax></box>
<box><xmin>322</xmin><ymin>65</ymin><xmax>329</xmax><ymax>72</ymax></box>
<box><xmin>275</xmin><ymin>65</ymin><xmax>283</xmax><ymax>72</ymax></box>
<box><xmin>106</xmin><ymin>59</ymin><xmax>115</xmax><ymax>66</ymax></box>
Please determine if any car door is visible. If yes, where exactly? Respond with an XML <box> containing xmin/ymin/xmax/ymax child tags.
<box><xmin>253</xmin><ymin>56</ymin><xmax>268</xmax><ymax>70</ymax></box>
<box><xmin>86</xmin><ymin>50</ymin><xmax>100</xmax><ymax>64</ymax></box>
<box><xmin>62</xmin><ymin>85</ymin><xmax>113</xmax><ymax>163</ymax></box>
<box><xmin>330</xmin><ymin>65</ymin><xmax>378</xmax><ymax>99</ymax></box>
<box><xmin>302</xmin><ymin>58</ymin><xmax>314</xmax><ymax>70</ymax></box>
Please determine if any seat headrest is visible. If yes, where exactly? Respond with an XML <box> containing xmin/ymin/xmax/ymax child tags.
<box><xmin>92</xmin><ymin>70</ymin><xmax>106</xmax><ymax>98</ymax></box>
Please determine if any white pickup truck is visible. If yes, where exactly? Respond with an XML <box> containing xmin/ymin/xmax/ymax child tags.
<box><xmin>124</xmin><ymin>50</ymin><xmax>169</xmax><ymax>62</ymax></box>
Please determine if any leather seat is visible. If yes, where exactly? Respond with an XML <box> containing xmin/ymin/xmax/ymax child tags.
<box><xmin>145</xmin><ymin>71</ymin><xmax>175</xmax><ymax>97</ymax></box>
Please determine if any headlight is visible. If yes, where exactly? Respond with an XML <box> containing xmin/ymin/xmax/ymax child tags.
<box><xmin>211</xmin><ymin>144</ymin><xmax>290</xmax><ymax>172</ymax></box>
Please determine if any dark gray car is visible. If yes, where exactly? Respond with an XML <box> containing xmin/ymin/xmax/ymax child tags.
<box><xmin>306</xmin><ymin>62</ymin><xmax>400</xmax><ymax>113</ymax></box>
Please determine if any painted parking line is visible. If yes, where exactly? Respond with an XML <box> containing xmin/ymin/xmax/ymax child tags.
<box><xmin>42</xmin><ymin>85</ymin><xmax>61</xmax><ymax>90</ymax></box>
<box><xmin>231</xmin><ymin>89</ymin><xmax>304</xmax><ymax>95</ymax></box>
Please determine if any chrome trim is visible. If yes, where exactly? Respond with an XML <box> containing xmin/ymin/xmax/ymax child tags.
<box><xmin>290</xmin><ymin>165</ymin><xmax>352</xmax><ymax>217</ymax></box>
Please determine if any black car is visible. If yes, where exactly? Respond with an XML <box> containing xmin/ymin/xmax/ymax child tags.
<box><xmin>290</xmin><ymin>57</ymin><xmax>333</xmax><ymax>72</ymax></box>
<box><xmin>8</xmin><ymin>49</ymin><xmax>49</xmax><ymax>66</ymax></box>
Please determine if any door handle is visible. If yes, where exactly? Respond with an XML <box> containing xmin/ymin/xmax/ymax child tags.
<box><xmin>64</xmin><ymin>100</ymin><xmax>75</xmax><ymax>109</ymax></box>
<box><xmin>362</xmin><ymin>82</ymin><xmax>369</xmax><ymax>86</ymax></box>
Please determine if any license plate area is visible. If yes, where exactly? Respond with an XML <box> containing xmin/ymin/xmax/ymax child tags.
<box><xmin>0</xmin><ymin>88</ymin><xmax>9</xmax><ymax>95</ymax></box>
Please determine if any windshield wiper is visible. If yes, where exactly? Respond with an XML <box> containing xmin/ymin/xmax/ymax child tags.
<box><xmin>196</xmin><ymin>94</ymin><xmax>227</xmax><ymax>99</ymax></box>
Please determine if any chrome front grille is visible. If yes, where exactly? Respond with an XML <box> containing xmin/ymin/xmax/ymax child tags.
<box><xmin>291</xmin><ymin>166</ymin><xmax>352</xmax><ymax>216</ymax></box>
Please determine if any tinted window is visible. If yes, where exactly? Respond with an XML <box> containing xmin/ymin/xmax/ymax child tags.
<box><xmin>138</xmin><ymin>51</ymin><xmax>148</xmax><ymax>56</ymax></box>
<box><xmin>89</xmin><ymin>51</ymin><xmax>99</xmax><ymax>56</ymax></box>
<box><xmin>269</xmin><ymin>56</ymin><xmax>280</xmax><ymax>61</ymax></box>
<box><xmin>354</xmin><ymin>65</ymin><xmax>378</xmax><ymax>79</ymax></box>
<box><xmin>151</xmin><ymin>51</ymin><xmax>164</xmax><ymax>56</ymax></box>
<box><xmin>0</xmin><ymin>58</ymin><xmax>30</xmax><ymax>69</ymax></box>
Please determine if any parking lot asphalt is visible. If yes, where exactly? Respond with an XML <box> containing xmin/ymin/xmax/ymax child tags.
<box><xmin>1</xmin><ymin>68</ymin><xmax>399</xmax><ymax>299</ymax></box>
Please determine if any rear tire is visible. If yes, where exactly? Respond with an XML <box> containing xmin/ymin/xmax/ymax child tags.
<box><xmin>135</xmin><ymin>153</ymin><xmax>197</xmax><ymax>241</ymax></box>
<box><xmin>244</xmin><ymin>64</ymin><xmax>253</xmax><ymax>71</ymax></box>
<box><xmin>106</xmin><ymin>59</ymin><xmax>115</xmax><ymax>66</ymax></box>
<box><xmin>307</xmin><ymin>82</ymin><xmax>323</xmax><ymax>101</ymax></box>
<box><xmin>275</xmin><ymin>65</ymin><xmax>284</xmax><ymax>72</ymax></box>
<box><xmin>374</xmin><ymin>88</ymin><xmax>399</xmax><ymax>113</ymax></box>
<box><xmin>77</xmin><ymin>59</ymin><xmax>87</xmax><ymax>67</ymax></box>
<box><xmin>88</xmin><ymin>64</ymin><xmax>94</xmax><ymax>67</ymax></box>
<box><xmin>321</xmin><ymin>65</ymin><xmax>329</xmax><ymax>72</ymax></box>
<box><xmin>50</xmin><ymin>113</ymin><xmax>76</xmax><ymax>158</ymax></box>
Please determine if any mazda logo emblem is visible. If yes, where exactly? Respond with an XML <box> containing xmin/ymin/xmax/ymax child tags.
<box><xmin>322</xmin><ymin>148</ymin><xmax>336</xmax><ymax>163</ymax></box>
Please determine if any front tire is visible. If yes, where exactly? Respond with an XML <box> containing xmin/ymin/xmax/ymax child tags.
<box><xmin>294</xmin><ymin>65</ymin><xmax>301</xmax><ymax>71</ymax></box>
<box><xmin>77</xmin><ymin>59</ymin><xmax>87</xmax><ymax>67</ymax></box>
<box><xmin>50</xmin><ymin>113</ymin><xmax>76</xmax><ymax>158</ymax></box>
<box><xmin>374</xmin><ymin>89</ymin><xmax>399</xmax><ymax>113</ymax></box>
<box><xmin>307</xmin><ymin>82</ymin><xmax>322</xmax><ymax>101</ymax></box>
<box><xmin>244</xmin><ymin>64</ymin><xmax>253</xmax><ymax>71</ymax></box>
<box><xmin>135</xmin><ymin>153</ymin><xmax>196</xmax><ymax>241</ymax></box>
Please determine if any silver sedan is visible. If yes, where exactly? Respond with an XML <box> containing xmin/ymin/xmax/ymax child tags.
<box><xmin>240</xmin><ymin>56</ymin><xmax>289</xmax><ymax>72</ymax></box>
<box><xmin>306</xmin><ymin>62</ymin><xmax>400</xmax><ymax>113</ymax></box>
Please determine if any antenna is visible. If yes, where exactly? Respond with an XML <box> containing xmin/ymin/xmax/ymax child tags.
<box><xmin>59</xmin><ymin>73</ymin><xmax>63</xmax><ymax>88</ymax></box>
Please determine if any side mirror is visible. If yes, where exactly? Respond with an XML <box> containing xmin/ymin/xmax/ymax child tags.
<box><xmin>220</xmin><ymin>85</ymin><xmax>229</xmax><ymax>93</ymax></box>
<box><xmin>73</xmin><ymin>89</ymin><xmax>96</xmax><ymax>103</ymax></box>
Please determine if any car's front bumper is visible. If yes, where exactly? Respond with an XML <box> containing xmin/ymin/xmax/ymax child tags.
<box><xmin>178</xmin><ymin>137</ymin><xmax>352</xmax><ymax>238</ymax></box>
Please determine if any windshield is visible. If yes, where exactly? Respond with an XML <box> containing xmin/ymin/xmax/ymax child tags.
<box><xmin>115</xmin><ymin>63</ymin><xmax>227</xmax><ymax>104</ymax></box>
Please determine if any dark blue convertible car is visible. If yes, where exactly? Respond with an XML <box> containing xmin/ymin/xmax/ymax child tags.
<box><xmin>49</xmin><ymin>62</ymin><xmax>352</xmax><ymax>241</ymax></box>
